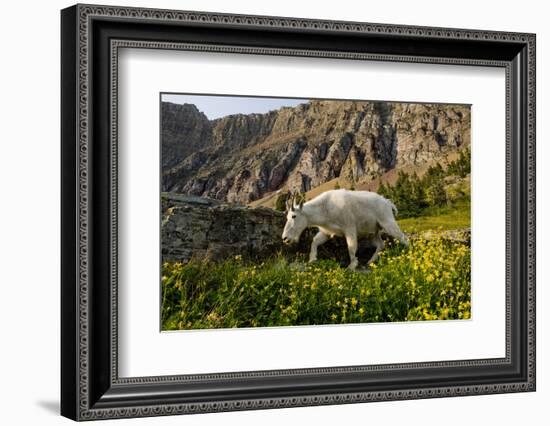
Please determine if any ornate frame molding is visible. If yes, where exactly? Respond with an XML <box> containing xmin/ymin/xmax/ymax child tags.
<box><xmin>61</xmin><ymin>4</ymin><xmax>536</xmax><ymax>421</ymax></box>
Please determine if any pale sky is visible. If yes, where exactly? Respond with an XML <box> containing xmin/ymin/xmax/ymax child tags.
<box><xmin>161</xmin><ymin>93</ymin><xmax>307</xmax><ymax>120</ymax></box>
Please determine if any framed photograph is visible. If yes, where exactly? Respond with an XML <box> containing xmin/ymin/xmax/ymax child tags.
<box><xmin>61</xmin><ymin>4</ymin><xmax>536</xmax><ymax>421</ymax></box>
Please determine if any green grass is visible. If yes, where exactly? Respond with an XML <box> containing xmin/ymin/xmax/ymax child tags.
<box><xmin>161</xmin><ymin>234</ymin><xmax>471</xmax><ymax>330</ymax></box>
<box><xmin>398</xmin><ymin>200</ymin><xmax>470</xmax><ymax>233</ymax></box>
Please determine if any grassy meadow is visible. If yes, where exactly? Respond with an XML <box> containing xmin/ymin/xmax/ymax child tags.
<box><xmin>162</xmin><ymin>230</ymin><xmax>470</xmax><ymax>330</ymax></box>
<box><xmin>398</xmin><ymin>200</ymin><xmax>470</xmax><ymax>233</ymax></box>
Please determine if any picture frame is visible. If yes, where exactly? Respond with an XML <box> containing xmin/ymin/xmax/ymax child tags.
<box><xmin>61</xmin><ymin>3</ymin><xmax>536</xmax><ymax>421</ymax></box>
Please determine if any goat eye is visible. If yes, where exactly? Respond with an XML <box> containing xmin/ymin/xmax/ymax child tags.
<box><xmin>292</xmin><ymin>215</ymin><xmax>296</xmax><ymax>219</ymax></box>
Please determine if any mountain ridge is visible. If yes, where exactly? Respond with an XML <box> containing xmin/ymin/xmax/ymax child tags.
<box><xmin>161</xmin><ymin>99</ymin><xmax>471</xmax><ymax>204</ymax></box>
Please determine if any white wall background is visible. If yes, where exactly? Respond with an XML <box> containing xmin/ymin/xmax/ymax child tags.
<box><xmin>0</xmin><ymin>0</ymin><xmax>547</xmax><ymax>424</ymax></box>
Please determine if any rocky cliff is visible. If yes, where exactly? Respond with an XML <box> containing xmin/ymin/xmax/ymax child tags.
<box><xmin>161</xmin><ymin>102</ymin><xmax>212</xmax><ymax>170</ymax></box>
<box><xmin>162</xmin><ymin>100</ymin><xmax>470</xmax><ymax>204</ymax></box>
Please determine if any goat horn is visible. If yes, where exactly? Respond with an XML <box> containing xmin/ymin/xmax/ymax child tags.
<box><xmin>290</xmin><ymin>191</ymin><xmax>296</xmax><ymax>211</ymax></box>
<box><xmin>285</xmin><ymin>191</ymin><xmax>292</xmax><ymax>211</ymax></box>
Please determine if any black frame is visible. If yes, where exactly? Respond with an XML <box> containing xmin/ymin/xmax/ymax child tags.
<box><xmin>61</xmin><ymin>4</ymin><xmax>536</xmax><ymax>421</ymax></box>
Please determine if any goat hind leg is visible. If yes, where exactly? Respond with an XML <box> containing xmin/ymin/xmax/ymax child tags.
<box><xmin>366</xmin><ymin>233</ymin><xmax>384</xmax><ymax>265</ymax></box>
<box><xmin>345</xmin><ymin>232</ymin><xmax>359</xmax><ymax>270</ymax></box>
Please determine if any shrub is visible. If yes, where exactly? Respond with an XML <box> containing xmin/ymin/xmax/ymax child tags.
<box><xmin>275</xmin><ymin>192</ymin><xmax>289</xmax><ymax>212</ymax></box>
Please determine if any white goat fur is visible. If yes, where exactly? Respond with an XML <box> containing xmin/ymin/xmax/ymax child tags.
<box><xmin>281</xmin><ymin>189</ymin><xmax>408</xmax><ymax>270</ymax></box>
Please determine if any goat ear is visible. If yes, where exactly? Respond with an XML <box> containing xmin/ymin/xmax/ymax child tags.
<box><xmin>298</xmin><ymin>192</ymin><xmax>305</xmax><ymax>209</ymax></box>
<box><xmin>294</xmin><ymin>193</ymin><xmax>303</xmax><ymax>210</ymax></box>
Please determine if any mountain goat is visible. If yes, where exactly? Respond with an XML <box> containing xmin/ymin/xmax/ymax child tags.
<box><xmin>282</xmin><ymin>189</ymin><xmax>408</xmax><ymax>270</ymax></box>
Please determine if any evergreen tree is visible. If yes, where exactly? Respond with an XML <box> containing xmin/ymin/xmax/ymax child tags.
<box><xmin>378</xmin><ymin>182</ymin><xmax>390</xmax><ymax>198</ymax></box>
<box><xmin>375</xmin><ymin>152</ymin><xmax>470</xmax><ymax>218</ymax></box>
<box><xmin>426</xmin><ymin>179</ymin><xmax>447</xmax><ymax>207</ymax></box>
<box><xmin>447</xmin><ymin>149</ymin><xmax>471</xmax><ymax>177</ymax></box>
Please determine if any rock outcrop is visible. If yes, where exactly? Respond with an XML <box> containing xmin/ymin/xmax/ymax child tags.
<box><xmin>162</xmin><ymin>100</ymin><xmax>471</xmax><ymax>205</ymax></box>
<box><xmin>161</xmin><ymin>193</ymin><xmax>286</xmax><ymax>262</ymax></box>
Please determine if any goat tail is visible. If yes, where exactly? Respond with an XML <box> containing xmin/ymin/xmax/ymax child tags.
<box><xmin>389</xmin><ymin>200</ymin><xmax>398</xmax><ymax>217</ymax></box>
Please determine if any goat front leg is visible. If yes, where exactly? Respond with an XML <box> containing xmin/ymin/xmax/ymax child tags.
<box><xmin>345</xmin><ymin>231</ymin><xmax>359</xmax><ymax>271</ymax></box>
<box><xmin>309</xmin><ymin>231</ymin><xmax>330</xmax><ymax>263</ymax></box>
